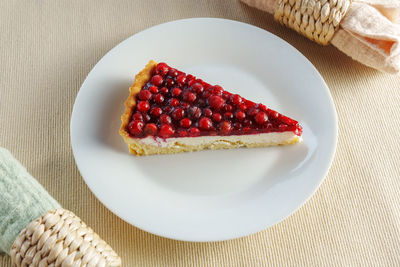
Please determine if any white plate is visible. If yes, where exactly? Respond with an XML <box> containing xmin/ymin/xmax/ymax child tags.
<box><xmin>71</xmin><ymin>18</ymin><xmax>337</xmax><ymax>242</ymax></box>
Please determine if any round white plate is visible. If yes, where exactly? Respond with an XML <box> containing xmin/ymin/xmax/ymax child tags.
<box><xmin>71</xmin><ymin>18</ymin><xmax>337</xmax><ymax>242</ymax></box>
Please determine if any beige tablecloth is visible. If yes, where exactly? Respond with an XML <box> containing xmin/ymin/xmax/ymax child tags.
<box><xmin>1</xmin><ymin>1</ymin><xmax>400</xmax><ymax>266</ymax></box>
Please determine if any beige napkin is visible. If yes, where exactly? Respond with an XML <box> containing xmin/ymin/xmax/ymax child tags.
<box><xmin>242</xmin><ymin>0</ymin><xmax>400</xmax><ymax>74</ymax></box>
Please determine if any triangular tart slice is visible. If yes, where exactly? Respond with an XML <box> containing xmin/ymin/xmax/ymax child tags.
<box><xmin>120</xmin><ymin>60</ymin><xmax>302</xmax><ymax>156</ymax></box>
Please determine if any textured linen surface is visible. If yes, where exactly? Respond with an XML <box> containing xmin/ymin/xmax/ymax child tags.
<box><xmin>1</xmin><ymin>0</ymin><xmax>400</xmax><ymax>266</ymax></box>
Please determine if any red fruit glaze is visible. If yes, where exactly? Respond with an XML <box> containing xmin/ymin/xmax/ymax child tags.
<box><xmin>198</xmin><ymin>117</ymin><xmax>212</xmax><ymax>130</ymax></box>
<box><xmin>144</xmin><ymin>123</ymin><xmax>158</xmax><ymax>136</ymax></box>
<box><xmin>151</xmin><ymin>75</ymin><xmax>163</xmax><ymax>86</ymax></box>
<box><xmin>180</xmin><ymin>118</ymin><xmax>192</xmax><ymax>128</ymax></box>
<box><xmin>127</xmin><ymin>62</ymin><xmax>302</xmax><ymax>138</ymax></box>
<box><xmin>159</xmin><ymin>124</ymin><xmax>174</xmax><ymax>138</ymax></box>
<box><xmin>128</xmin><ymin>120</ymin><xmax>144</xmax><ymax>135</ymax></box>
<box><xmin>137</xmin><ymin>101</ymin><xmax>150</xmax><ymax>113</ymax></box>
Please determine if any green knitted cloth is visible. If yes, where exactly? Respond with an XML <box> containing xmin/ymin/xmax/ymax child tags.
<box><xmin>0</xmin><ymin>147</ymin><xmax>60</xmax><ymax>254</ymax></box>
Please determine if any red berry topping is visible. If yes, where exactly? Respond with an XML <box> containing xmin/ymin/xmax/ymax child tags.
<box><xmin>219</xmin><ymin>121</ymin><xmax>232</xmax><ymax>135</ymax></box>
<box><xmin>154</xmin><ymin>93</ymin><xmax>164</xmax><ymax>104</ymax></box>
<box><xmin>159</xmin><ymin>114</ymin><xmax>172</xmax><ymax>124</ymax></box>
<box><xmin>208</xmin><ymin>95</ymin><xmax>225</xmax><ymax>110</ymax></box>
<box><xmin>231</xmin><ymin>94</ymin><xmax>243</xmax><ymax>105</ymax></box>
<box><xmin>177</xmin><ymin>74</ymin><xmax>186</xmax><ymax>85</ymax></box>
<box><xmin>138</xmin><ymin>90</ymin><xmax>152</xmax><ymax>101</ymax></box>
<box><xmin>182</xmin><ymin>91</ymin><xmax>196</xmax><ymax>103</ymax></box>
<box><xmin>155</xmin><ymin>63</ymin><xmax>169</xmax><ymax>76</ymax></box>
<box><xmin>149</xmin><ymin>85</ymin><xmax>159</xmax><ymax>94</ymax></box>
<box><xmin>172</xmin><ymin>108</ymin><xmax>185</xmax><ymax>120</ymax></box>
<box><xmin>188</xmin><ymin>106</ymin><xmax>202</xmax><ymax>119</ymax></box>
<box><xmin>159</xmin><ymin>124</ymin><xmax>174</xmax><ymax>138</ymax></box>
<box><xmin>170</xmin><ymin>98</ymin><xmax>180</xmax><ymax>107</ymax></box>
<box><xmin>144</xmin><ymin>123</ymin><xmax>158</xmax><ymax>136</ymax></box>
<box><xmin>168</xmin><ymin>68</ymin><xmax>178</xmax><ymax>77</ymax></box>
<box><xmin>132</xmin><ymin>112</ymin><xmax>143</xmax><ymax>121</ymax></box>
<box><xmin>203</xmin><ymin>108</ymin><xmax>212</xmax><ymax>117</ymax></box>
<box><xmin>150</xmin><ymin>107</ymin><xmax>162</xmax><ymax>117</ymax></box>
<box><xmin>189</xmin><ymin>127</ymin><xmax>200</xmax><ymax>136</ymax></box>
<box><xmin>171</xmin><ymin>87</ymin><xmax>182</xmax><ymax>97</ymax></box>
<box><xmin>255</xmin><ymin>111</ymin><xmax>268</xmax><ymax>125</ymax></box>
<box><xmin>239</xmin><ymin>104</ymin><xmax>247</xmax><ymax>111</ymax></box>
<box><xmin>212</xmin><ymin>113</ymin><xmax>222</xmax><ymax>123</ymax></box>
<box><xmin>180</xmin><ymin>118</ymin><xmax>192</xmax><ymax>128</ymax></box>
<box><xmin>235</xmin><ymin>111</ymin><xmax>246</xmax><ymax>121</ymax></box>
<box><xmin>199</xmin><ymin>117</ymin><xmax>212</xmax><ymax>130</ymax></box>
<box><xmin>137</xmin><ymin>101</ymin><xmax>150</xmax><ymax>112</ymax></box>
<box><xmin>128</xmin><ymin>62</ymin><xmax>302</xmax><ymax>139</ymax></box>
<box><xmin>128</xmin><ymin>120</ymin><xmax>144</xmax><ymax>136</ymax></box>
<box><xmin>191</xmin><ymin>83</ymin><xmax>204</xmax><ymax>94</ymax></box>
<box><xmin>178</xmin><ymin>130</ymin><xmax>188</xmax><ymax>137</ymax></box>
<box><xmin>223</xmin><ymin>104</ymin><xmax>232</xmax><ymax>112</ymax></box>
<box><xmin>151</xmin><ymin>75</ymin><xmax>163</xmax><ymax>86</ymax></box>
<box><xmin>160</xmin><ymin>87</ymin><xmax>169</xmax><ymax>95</ymax></box>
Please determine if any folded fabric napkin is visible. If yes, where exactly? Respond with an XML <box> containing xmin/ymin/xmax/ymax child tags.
<box><xmin>0</xmin><ymin>147</ymin><xmax>121</xmax><ymax>266</ymax></box>
<box><xmin>242</xmin><ymin>0</ymin><xmax>400</xmax><ymax>74</ymax></box>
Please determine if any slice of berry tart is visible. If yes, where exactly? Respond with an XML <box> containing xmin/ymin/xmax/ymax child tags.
<box><xmin>120</xmin><ymin>60</ymin><xmax>302</xmax><ymax>156</ymax></box>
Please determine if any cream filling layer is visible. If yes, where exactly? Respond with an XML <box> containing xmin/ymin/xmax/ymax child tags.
<box><xmin>135</xmin><ymin>131</ymin><xmax>300</xmax><ymax>148</ymax></box>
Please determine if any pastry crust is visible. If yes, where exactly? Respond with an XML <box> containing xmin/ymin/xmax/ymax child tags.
<box><xmin>119</xmin><ymin>60</ymin><xmax>158</xmax><ymax>143</ymax></box>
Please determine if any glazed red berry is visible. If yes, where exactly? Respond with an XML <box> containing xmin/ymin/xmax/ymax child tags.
<box><xmin>199</xmin><ymin>117</ymin><xmax>212</xmax><ymax>130</ymax></box>
<box><xmin>155</xmin><ymin>63</ymin><xmax>169</xmax><ymax>76</ymax></box>
<box><xmin>128</xmin><ymin>120</ymin><xmax>144</xmax><ymax>136</ymax></box>
<box><xmin>259</xmin><ymin>104</ymin><xmax>267</xmax><ymax>112</ymax></box>
<box><xmin>233</xmin><ymin>122</ymin><xmax>242</xmax><ymax>130</ymax></box>
<box><xmin>159</xmin><ymin>124</ymin><xmax>174</xmax><ymax>138</ymax></box>
<box><xmin>202</xmin><ymin>91</ymin><xmax>211</xmax><ymax>99</ymax></box>
<box><xmin>222</xmin><ymin>91</ymin><xmax>231</xmax><ymax>100</ymax></box>
<box><xmin>208</xmin><ymin>95</ymin><xmax>225</xmax><ymax>110</ymax></box>
<box><xmin>255</xmin><ymin>111</ymin><xmax>268</xmax><ymax>125</ymax></box>
<box><xmin>143</xmin><ymin>114</ymin><xmax>151</xmax><ymax>122</ymax></box>
<box><xmin>171</xmin><ymin>87</ymin><xmax>182</xmax><ymax>97</ymax></box>
<box><xmin>188</xmin><ymin>106</ymin><xmax>202</xmax><ymax>119</ymax></box>
<box><xmin>278</xmin><ymin>124</ymin><xmax>287</xmax><ymax>131</ymax></box>
<box><xmin>154</xmin><ymin>93</ymin><xmax>164</xmax><ymax>104</ymax></box>
<box><xmin>132</xmin><ymin>112</ymin><xmax>143</xmax><ymax>121</ymax></box>
<box><xmin>203</xmin><ymin>108</ymin><xmax>212</xmax><ymax>117</ymax></box>
<box><xmin>239</xmin><ymin>103</ymin><xmax>247</xmax><ymax>111</ymax></box>
<box><xmin>269</xmin><ymin>110</ymin><xmax>279</xmax><ymax>119</ymax></box>
<box><xmin>280</xmin><ymin>115</ymin><xmax>297</xmax><ymax>125</ymax></box>
<box><xmin>177</xmin><ymin>74</ymin><xmax>186</xmax><ymax>85</ymax></box>
<box><xmin>137</xmin><ymin>101</ymin><xmax>150</xmax><ymax>112</ymax></box>
<box><xmin>235</xmin><ymin>111</ymin><xmax>246</xmax><ymax>121</ymax></box>
<box><xmin>189</xmin><ymin>127</ymin><xmax>200</xmax><ymax>136</ymax></box>
<box><xmin>219</xmin><ymin>121</ymin><xmax>232</xmax><ymax>135</ymax></box>
<box><xmin>224</xmin><ymin>112</ymin><xmax>233</xmax><ymax>120</ymax></box>
<box><xmin>150</xmin><ymin>107</ymin><xmax>162</xmax><ymax>117</ymax></box>
<box><xmin>231</xmin><ymin>94</ymin><xmax>243</xmax><ymax>105</ymax></box>
<box><xmin>163</xmin><ymin>106</ymin><xmax>172</xmax><ymax>114</ymax></box>
<box><xmin>248</xmin><ymin>108</ymin><xmax>259</xmax><ymax>117</ymax></box>
<box><xmin>168</xmin><ymin>69</ymin><xmax>178</xmax><ymax>77</ymax></box>
<box><xmin>180</xmin><ymin>118</ymin><xmax>192</xmax><ymax>128</ymax></box>
<box><xmin>188</xmin><ymin>79</ymin><xmax>196</xmax><ymax>87</ymax></box>
<box><xmin>160</xmin><ymin>87</ymin><xmax>169</xmax><ymax>95</ymax></box>
<box><xmin>172</xmin><ymin>108</ymin><xmax>185</xmax><ymax>120</ymax></box>
<box><xmin>243</xmin><ymin>119</ymin><xmax>252</xmax><ymax>126</ymax></box>
<box><xmin>182</xmin><ymin>91</ymin><xmax>196</xmax><ymax>103</ymax></box>
<box><xmin>149</xmin><ymin>86</ymin><xmax>158</xmax><ymax>94</ymax></box>
<box><xmin>211</xmin><ymin>85</ymin><xmax>223</xmax><ymax>96</ymax></box>
<box><xmin>159</xmin><ymin>114</ymin><xmax>172</xmax><ymax>124</ymax></box>
<box><xmin>181</xmin><ymin>102</ymin><xmax>190</xmax><ymax>109</ymax></box>
<box><xmin>212</xmin><ymin>113</ymin><xmax>222</xmax><ymax>123</ymax></box>
<box><xmin>191</xmin><ymin>83</ymin><xmax>204</xmax><ymax>94</ymax></box>
<box><xmin>170</xmin><ymin>98</ymin><xmax>179</xmax><ymax>107</ymax></box>
<box><xmin>144</xmin><ymin>123</ymin><xmax>158</xmax><ymax>136</ymax></box>
<box><xmin>223</xmin><ymin>104</ymin><xmax>232</xmax><ymax>112</ymax></box>
<box><xmin>167</xmin><ymin>78</ymin><xmax>175</xmax><ymax>88</ymax></box>
<box><xmin>151</xmin><ymin>75</ymin><xmax>163</xmax><ymax>86</ymax></box>
<box><xmin>138</xmin><ymin>90</ymin><xmax>152</xmax><ymax>101</ymax></box>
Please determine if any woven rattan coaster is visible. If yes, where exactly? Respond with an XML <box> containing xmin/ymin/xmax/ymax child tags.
<box><xmin>10</xmin><ymin>209</ymin><xmax>121</xmax><ymax>267</ymax></box>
